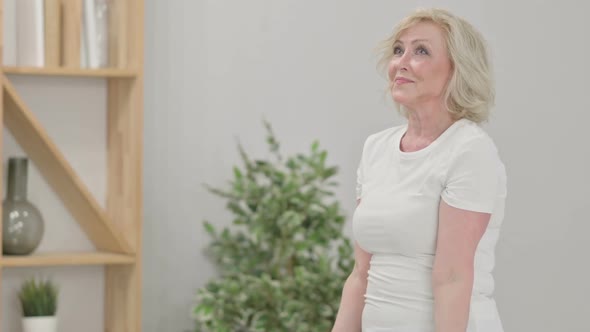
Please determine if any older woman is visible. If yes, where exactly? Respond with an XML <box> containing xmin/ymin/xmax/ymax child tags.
<box><xmin>332</xmin><ymin>8</ymin><xmax>507</xmax><ymax>332</ymax></box>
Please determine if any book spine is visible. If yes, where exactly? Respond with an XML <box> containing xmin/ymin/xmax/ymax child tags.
<box><xmin>3</xmin><ymin>0</ymin><xmax>17</xmax><ymax>66</ymax></box>
<box><xmin>84</xmin><ymin>0</ymin><xmax>98</xmax><ymax>68</ymax></box>
<box><xmin>16</xmin><ymin>0</ymin><xmax>45</xmax><ymax>67</ymax></box>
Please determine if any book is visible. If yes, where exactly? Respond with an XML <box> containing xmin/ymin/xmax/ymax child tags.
<box><xmin>3</xmin><ymin>0</ymin><xmax>17</xmax><ymax>66</ymax></box>
<box><xmin>81</xmin><ymin>6</ymin><xmax>89</xmax><ymax>68</ymax></box>
<box><xmin>16</xmin><ymin>0</ymin><xmax>45</xmax><ymax>67</ymax></box>
<box><xmin>84</xmin><ymin>0</ymin><xmax>110</xmax><ymax>68</ymax></box>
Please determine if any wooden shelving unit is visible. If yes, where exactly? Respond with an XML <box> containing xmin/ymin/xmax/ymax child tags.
<box><xmin>1</xmin><ymin>252</ymin><xmax>135</xmax><ymax>268</ymax></box>
<box><xmin>0</xmin><ymin>0</ymin><xmax>144</xmax><ymax>331</ymax></box>
<box><xmin>2</xmin><ymin>66</ymin><xmax>138</xmax><ymax>78</ymax></box>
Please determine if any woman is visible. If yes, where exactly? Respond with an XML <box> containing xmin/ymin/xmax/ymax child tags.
<box><xmin>332</xmin><ymin>8</ymin><xmax>507</xmax><ymax>332</ymax></box>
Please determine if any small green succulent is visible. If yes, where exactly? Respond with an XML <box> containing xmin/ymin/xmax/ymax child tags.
<box><xmin>18</xmin><ymin>278</ymin><xmax>58</xmax><ymax>317</ymax></box>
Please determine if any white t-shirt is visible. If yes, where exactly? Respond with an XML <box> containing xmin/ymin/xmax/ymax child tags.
<box><xmin>353</xmin><ymin>118</ymin><xmax>507</xmax><ymax>332</ymax></box>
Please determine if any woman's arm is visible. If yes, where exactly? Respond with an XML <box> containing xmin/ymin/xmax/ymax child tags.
<box><xmin>432</xmin><ymin>200</ymin><xmax>490</xmax><ymax>332</ymax></box>
<box><xmin>332</xmin><ymin>200</ymin><xmax>372</xmax><ymax>332</ymax></box>
<box><xmin>332</xmin><ymin>241</ymin><xmax>371</xmax><ymax>332</ymax></box>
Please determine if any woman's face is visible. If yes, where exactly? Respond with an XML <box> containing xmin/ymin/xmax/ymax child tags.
<box><xmin>388</xmin><ymin>21</ymin><xmax>452</xmax><ymax>110</ymax></box>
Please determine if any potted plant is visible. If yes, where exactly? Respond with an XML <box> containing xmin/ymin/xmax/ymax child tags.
<box><xmin>18</xmin><ymin>278</ymin><xmax>58</xmax><ymax>332</ymax></box>
<box><xmin>193</xmin><ymin>121</ymin><xmax>354</xmax><ymax>332</ymax></box>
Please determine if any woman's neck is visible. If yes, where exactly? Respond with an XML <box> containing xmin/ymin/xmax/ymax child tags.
<box><xmin>401</xmin><ymin>107</ymin><xmax>455</xmax><ymax>152</ymax></box>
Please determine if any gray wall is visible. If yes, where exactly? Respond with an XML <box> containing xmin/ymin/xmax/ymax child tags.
<box><xmin>144</xmin><ymin>1</ymin><xmax>590</xmax><ymax>331</ymax></box>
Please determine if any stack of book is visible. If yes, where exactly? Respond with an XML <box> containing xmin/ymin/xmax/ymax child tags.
<box><xmin>3</xmin><ymin>0</ymin><xmax>110</xmax><ymax>68</ymax></box>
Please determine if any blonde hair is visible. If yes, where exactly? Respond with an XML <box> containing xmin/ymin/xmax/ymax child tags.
<box><xmin>376</xmin><ymin>8</ymin><xmax>495</xmax><ymax>123</ymax></box>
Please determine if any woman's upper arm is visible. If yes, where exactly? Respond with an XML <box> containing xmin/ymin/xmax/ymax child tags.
<box><xmin>433</xmin><ymin>135</ymin><xmax>503</xmax><ymax>280</ymax></box>
<box><xmin>353</xmin><ymin>240</ymin><xmax>371</xmax><ymax>280</ymax></box>
<box><xmin>432</xmin><ymin>199</ymin><xmax>490</xmax><ymax>283</ymax></box>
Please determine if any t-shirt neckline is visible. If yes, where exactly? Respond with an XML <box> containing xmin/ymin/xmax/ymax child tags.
<box><xmin>397</xmin><ymin>118</ymin><xmax>467</xmax><ymax>159</ymax></box>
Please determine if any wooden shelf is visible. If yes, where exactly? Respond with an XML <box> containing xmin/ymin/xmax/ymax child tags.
<box><xmin>2</xmin><ymin>66</ymin><xmax>138</xmax><ymax>78</ymax></box>
<box><xmin>1</xmin><ymin>252</ymin><xmax>135</xmax><ymax>267</ymax></box>
<box><xmin>3</xmin><ymin>76</ymin><xmax>133</xmax><ymax>254</ymax></box>
<box><xmin>0</xmin><ymin>0</ymin><xmax>144</xmax><ymax>330</ymax></box>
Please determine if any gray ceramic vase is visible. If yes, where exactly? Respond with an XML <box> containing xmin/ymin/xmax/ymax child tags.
<box><xmin>2</xmin><ymin>157</ymin><xmax>44</xmax><ymax>255</ymax></box>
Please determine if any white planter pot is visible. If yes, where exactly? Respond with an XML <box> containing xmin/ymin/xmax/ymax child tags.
<box><xmin>22</xmin><ymin>316</ymin><xmax>57</xmax><ymax>332</ymax></box>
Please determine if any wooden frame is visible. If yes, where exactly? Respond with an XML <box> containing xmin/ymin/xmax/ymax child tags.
<box><xmin>0</xmin><ymin>0</ymin><xmax>144</xmax><ymax>330</ymax></box>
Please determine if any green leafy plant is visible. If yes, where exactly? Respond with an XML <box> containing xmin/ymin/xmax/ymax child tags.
<box><xmin>18</xmin><ymin>278</ymin><xmax>58</xmax><ymax>317</ymax></box>
<box><xmin>193</xmin><ymin>121</ymin><xmax>354</xmax><ymax>332</ymax></box>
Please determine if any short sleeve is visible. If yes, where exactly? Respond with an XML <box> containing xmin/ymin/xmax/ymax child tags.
<box><xmin>441</xmin><ymin>136</ymin><xmax>504</xmax><ymax>213</ymax></box>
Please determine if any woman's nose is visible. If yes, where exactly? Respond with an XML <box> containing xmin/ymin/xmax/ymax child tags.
<box><xmin>397</xmin><ymin>51</ymin><xmax>411</xmax><ymax>71</ymax></box>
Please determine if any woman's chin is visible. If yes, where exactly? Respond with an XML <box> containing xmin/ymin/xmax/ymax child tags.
<box><xmin>391</xmin><ymin>92</ymin><xmax>413</xmax><ymax>105</ymax></box>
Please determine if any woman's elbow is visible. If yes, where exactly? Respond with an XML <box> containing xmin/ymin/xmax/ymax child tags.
<box><xmin>432</xmin><ymin>264</ymin><xmax>474</xmax><ymax>288</ymax></box>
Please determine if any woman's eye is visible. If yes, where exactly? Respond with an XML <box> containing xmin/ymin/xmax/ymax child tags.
<box><xmin>393</xmin><ymin>45</ymin><xmax>428</xmax><ymax>56</ymax></box>
<box><xmin>416</xmin><ymin>46</ymin><xmax>429</xmax><ymax>55</ymax></box>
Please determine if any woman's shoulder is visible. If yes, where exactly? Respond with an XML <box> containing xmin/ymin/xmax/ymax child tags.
<box><xmin>452</xmin><ymin>119</ymin><xmax>499</xmax><ymax>153</ymax></box>
<box><xmin>443</xmin><ymin>120</ymin><xmax>505</xmax><ymax>173</ymax></box>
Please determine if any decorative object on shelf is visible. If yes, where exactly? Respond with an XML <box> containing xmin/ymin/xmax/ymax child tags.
<box><xmin>193</xmin><ymin>121</ymin><xmax>354</xmax><ymax>332</ymax></box>
<box><xmin>18</xmin><ymin>277</ymin><xmax>59</xmax><ymax>332</ymax></box>
<box><xmin>84</xmin><ymin>0</ymin><xmax>112</xmax><ymax>68</ymax></box>
<box><xmin>2</xmin><ymin>157</ymin><xmax>45</xmax><ymax>255</ymax></box>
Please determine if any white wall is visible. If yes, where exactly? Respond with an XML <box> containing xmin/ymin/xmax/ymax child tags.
<box><xmin>478</xmin><ymin>2</ymin><xmax>590</xmax><ymax>329</ymax></box>
<box><xmin>143</xmin><ymin>0</ymin><xmax>590</xmax><ymax>331</ymax></box>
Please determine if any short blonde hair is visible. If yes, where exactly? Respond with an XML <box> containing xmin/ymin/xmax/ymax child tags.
<box><xmin>376</xmin><ymin>8</ymin><xmax>495</xmax><ymax>124</ymax></box>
